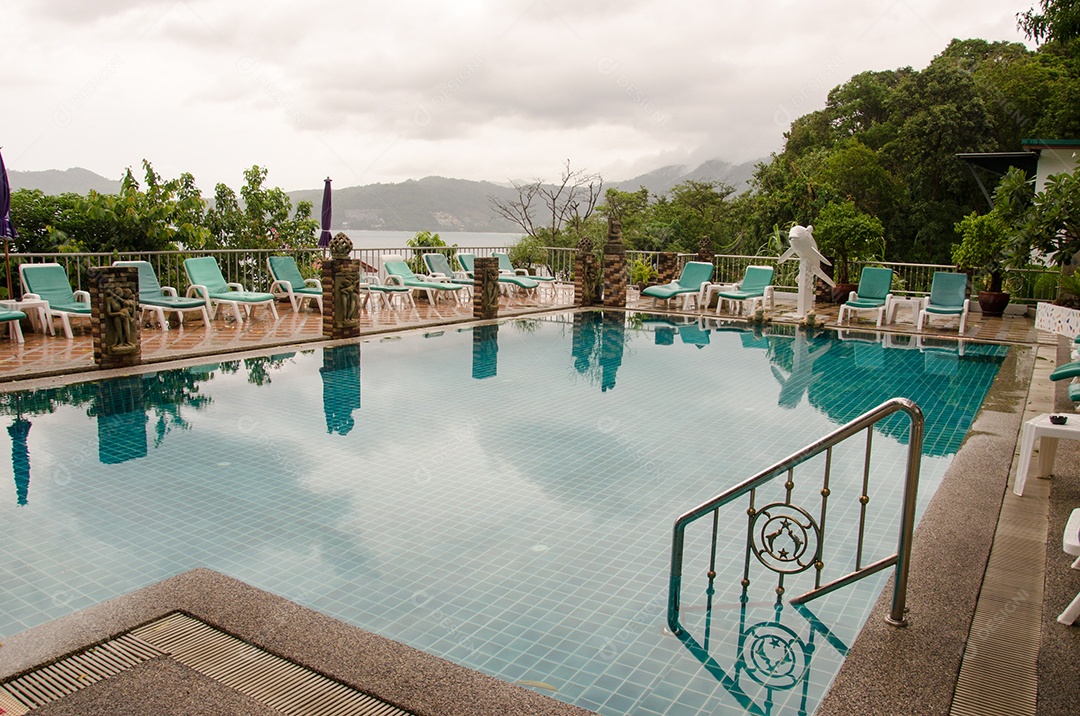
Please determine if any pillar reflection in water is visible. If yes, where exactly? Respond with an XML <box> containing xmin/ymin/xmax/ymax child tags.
<box><xmin>570</xmin><ymin>311</ymin><xmax>626</xmax><ymax>392</ymax></box>
<box><xmin>320</xmin><ymin>344</ymin><xmax>362</xmax><ymax>436</ymax></box>
<box><xmin>472</xmin><ymin>324</ymin><xmax>499</xmax><ymax>380</ymax></box>
<box><xmin>8</xmin><ymin>418</ymin><xmax>30</xmax><ymax>506</ymax></box>
<box><xmin>92</xmin><ymin>375</ymin><xmax>148</xmax><ymax>464</ymax></box>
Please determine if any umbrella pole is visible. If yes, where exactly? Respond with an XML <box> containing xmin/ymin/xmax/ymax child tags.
<box><xmin>4</xmin><ymin>240</ymin><xmax>11</xmax><ymax>301</ymax></box>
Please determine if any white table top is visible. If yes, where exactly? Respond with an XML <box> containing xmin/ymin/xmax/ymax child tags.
<box><xmin>1025</xmin><ymin>412</ymin><xmax>1080</xmax><ymax>437</ymax></box>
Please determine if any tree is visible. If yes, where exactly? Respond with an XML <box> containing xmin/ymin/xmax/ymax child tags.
<box><xmin>813</xmin><ymin>201</ymin><xmax>885</xmax><ymax>285</ymax></box>
<box><xmin>1019</xmin><ymin>0</ymin><xmax>1080</xmax><ymax>45</ymax></box>
<box><xmin>203</xmin><ymin>166</ymin><xmax>317</xmax><ymax>250</ymax></box>
<box><xmin>489</xmin><ymin>160</ymin><xmax>603</xmax><ymax>243</ymax></box>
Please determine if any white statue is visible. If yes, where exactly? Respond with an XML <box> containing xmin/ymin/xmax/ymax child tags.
<box><xmin>778</xmin><ymin>224</ymin><xmax>835</xmax><ymax>319</ymax></box>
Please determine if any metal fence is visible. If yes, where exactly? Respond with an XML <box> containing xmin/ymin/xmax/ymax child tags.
<box><xmin>4</xmin><ymin>246</ymin><xmax>516</xmax><ymax>297</ymax></box>
<box><xmin>4</xmin><ymin>246</ymin><xmax>1061</xmax><ymax>305</ymax></box>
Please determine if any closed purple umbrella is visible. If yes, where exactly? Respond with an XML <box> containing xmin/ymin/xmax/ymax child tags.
<box><xmin>318</xmin><ymin>177</ymin><xmax>332</xmax><ymax>247</ymax></box>
<box><xmin>0</xmin><ymin>148</ymin><xmax>16</xmax><ymax>299</ymax></box>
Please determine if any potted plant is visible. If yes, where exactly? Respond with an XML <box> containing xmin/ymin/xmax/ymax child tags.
<box><xmin>629</xmin><ymin>257</ymin><xmax>658</xmax><ymax>290</ymax></box>
<box><xmin>951</xmin><ymin>210</ymin><xmax>1010</xmax><ymax>316</ymax></box>
<box><xmin>812</xmin><ymin>201</ymin><xmax>886</xmax><ymax>302</ymax></box>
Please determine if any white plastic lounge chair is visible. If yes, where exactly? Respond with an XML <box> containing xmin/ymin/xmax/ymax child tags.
<box><xmin>916</xmin><ymin>272</ymin><xmax>970</xmax><ymax>334</ymax></box>
<box><xmin>114</xmin><ymin>260</ymin><xmax>211</xmax><ymax>330</ymax></box>
<box><xmin>382</xmin><ymin>255</ymin><xmax>465</xmax><ymax>304</ymax></box>
<box><xmin>838</xmin><ymin>266</ymin><xmax>894</xmax><ymax>328</ymax></box>
<box><xmin>493</xmin><ymin>252</ymin><xmax>555</xmax><ymax>295</ymax></box>
<box><xmin>459</xmin><ymin>253</ymin><xmax>539</xmax><ymax>296</ymax></box>
<box><xmin>19</xmin><ymin>263</ymin><xmax>91</xmax><ymax>339</ymax></box>
<box><xmin>183</xmin><ymin>256</ymin><xmax>279</xmax><ymax>325</ymax></box>
<box><xmin>642</xmin><ymin>261</ymin><xmax>714</xmax><ymax>310</ymax></box>
<box><xmin>1059</xmin><ymin>508</ymin><xmax>1080</xmax><ymax>625</ymax></box>
<box><xmin>423</xmin><ymin>253</ymin><xmax>474</xmax><ymax>300</ymax></box>
<box><xmin>0</xmin><ymin>309</ymin><xmax>25</xmax><ymax>343</ymax></box>
<box><xmin>267</xmin><ymin>255</ymin><xmax>323</xmax><ymax>313</ymax></box>
<box><xmin>716</xmin><ymin>265</ymin><xmax>775</xmax><ymax>316</ymax></box>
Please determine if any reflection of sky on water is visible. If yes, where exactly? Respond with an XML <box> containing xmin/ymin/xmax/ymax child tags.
<box><xmin>0</xmin><ymin>315</ymin><xmax>1007</xmax><ymax>716</ymax></box>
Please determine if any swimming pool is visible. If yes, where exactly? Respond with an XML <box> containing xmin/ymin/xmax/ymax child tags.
<box><xmin>0</xmin><ymin>311</ymin><xmax>1009</xmax><ymax>715</ymax></box>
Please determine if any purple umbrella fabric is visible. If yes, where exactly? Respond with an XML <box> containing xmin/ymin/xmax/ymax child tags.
<box><xmin>1</xmin><ymin>148</ymin><xmax>16</xmax><ymax>299</ymax></box>
<box><xmin>318</xmin><ymin>177</ymin><xmax>332</xmax><ymax>247</ymax></box>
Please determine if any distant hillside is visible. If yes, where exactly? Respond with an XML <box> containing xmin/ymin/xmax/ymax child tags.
<box><xmin>9</xmin><ymin>167</ymin><xmax>120</xmax><ymax>195</ymax></box>
<box><xmin>9</xmin><ymin>159</ymin><xmax>765</xmax><ymax>233</ymax></box>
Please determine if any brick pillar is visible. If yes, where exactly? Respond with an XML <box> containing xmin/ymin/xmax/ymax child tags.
<box><xmin>322</xmin><ymin>258</ymin><xmax>362</xmax><ymax>339</ymax></box>
<box><xmin>473</xmin><ymin>256</ymin><xmax>499</xmax><ymax>319</ymax></box>
<box><xmin>602</xmin><ymin>218</ymin><xmax>627</xmax><ymax>308</ymax></box>
<box><xmin>323</xmin><ymin>232</ymin><xmax>362</xmax><ymax>340</ymax></box>
<box><xmin>697</xmin><ymin>235</ymin><xmax>714</xmax><ymax>264</ymax></box>
<box><xmin>657</xmin><ymin>252</ymin><xmax>678</xmax><ymax>285</ymax></box>
<box><xmin>89</xmin><ymin>265</ymin><xmax>141</xmax><ymax>369</ymax></box>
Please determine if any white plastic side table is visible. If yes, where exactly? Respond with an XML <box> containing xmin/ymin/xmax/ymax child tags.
<box><xmin>886</xmin><ymin>296</ymin><xmax>925</xmax><ymax>325</ymax></box>
<box><xmin>1014</xmin><ymin>413</ymin><xmax>1080</xmax><ymax>496</ymax></box>
<box><xmin>0</xmin><ymin>298</ymin><xmax>52</xmax><ymax>335</ymax></box>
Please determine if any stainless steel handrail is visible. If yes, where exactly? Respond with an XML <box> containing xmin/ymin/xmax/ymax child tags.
<box><xmin>667</xmin><ymin>397</ymin><xmax>924</xmax><ymax>635</ymax></box>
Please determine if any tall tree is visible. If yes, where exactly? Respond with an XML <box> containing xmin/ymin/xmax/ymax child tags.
<box><xmin>489</xmin><ymin>160</ymin><xmax>603</xmax><ymax>243</ymax></box>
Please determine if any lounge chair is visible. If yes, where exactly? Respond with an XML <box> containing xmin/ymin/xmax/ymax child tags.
<box><xmin>642</xmin><ymin>261</ymin><xmax>714</xmax><ymax>310</ymax></box>
<box><xmin>381</xmin><ymin>255</ymin><xmax>465</xmax><ymax>304</ymax></box>
<box><xmin>493</xmin><ymin>252</ymin><xmax>556</xmax><ymax>295</ymax></box>
<box><xmin>19</xmin><ymin>263</ymin><xmax>91</xmax><ymax>339</ymax></box>
<box><xmin>459</xmin><ymin>253</ymin><xmax>539</xmax><ymax>295</ymax></box>
<box><xmin>0</xmin><ymin>310</ymin><xmax>26</xmax><ymax>343</ymax></box>
<box><xmin>362</xmin><ymin>272</ymin><xmax>413</xmax><ymax>310</ymax></box>
<box><xmin>423</xmin><ymin>253</ymin><xmax>474</xmax><ymax>299</ymax></box>
<box><xmin>183</xmin><ymin>256</ymin><xmax>279</xmax><ymax>325</ymax></box>
<box><xmin>267</xmin><ymin>256</ymin><xmax>323</xmax><ymax>313</ymax></box>
<box><xmin>716</xmin><ymin>265</ymin><xmax>775</xmax><ymax>316</ymax></box>
<box><xmin>838</xmin><ymin>266</ymin><xmax>894</xmax><ymax>328</ymax></box>
<box><xmin>1059</xmin><ymin>508</ymin><xmax>1080</xmax><ymax>625</ymax></box>
<box><xmin>916</xmin><ymin>272</ymin><xmax>970</xmax><ymax>334</ymax></box>
<box><xmin>114</xmin><ymin>260</ymin><xmax>210</xmax><ymax>330</ymax></box>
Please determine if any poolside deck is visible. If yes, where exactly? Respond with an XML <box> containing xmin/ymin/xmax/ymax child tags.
<box><xmin>0</xmin><ymin>291</ymin><xmax>1077</xmax><ymax>715</ymax></box>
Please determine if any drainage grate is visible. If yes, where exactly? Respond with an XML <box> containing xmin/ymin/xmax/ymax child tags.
<box><xmin>1</xmin><ymin>613</ymin><xmax>415</xmax><ymax>715</ymax></box>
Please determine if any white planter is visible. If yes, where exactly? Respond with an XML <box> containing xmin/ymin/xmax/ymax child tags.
<box><xmin>1035</xmin><ymin>302</ymin><xmax>1080</xmax><ymax>339</ymax></box>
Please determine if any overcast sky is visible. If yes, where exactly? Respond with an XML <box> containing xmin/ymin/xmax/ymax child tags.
<box><xmin>4</xmin><ymin>0</ymin><xmax>1032</xmax><ymax>192</ymax></box>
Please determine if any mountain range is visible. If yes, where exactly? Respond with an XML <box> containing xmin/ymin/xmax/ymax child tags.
<box><xmin>9</xmin><ymin>158</ymin><xmax>763</xmax><ymax>233</ymax></box>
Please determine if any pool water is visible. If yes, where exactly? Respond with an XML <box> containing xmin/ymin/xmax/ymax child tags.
<box><xmin>0</xmin><ymin>312</ymin><xmax>1009</xmax><ymax>715</ymax></box>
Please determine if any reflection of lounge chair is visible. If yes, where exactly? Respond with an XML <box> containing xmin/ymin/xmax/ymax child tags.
<box><xmin>494</xmin><ymin>252</ymin><xmax>556</xmax><ymax>295</ymax></box>
<box><xmin>423</xmin><ymin>253</ymin><xmax>474</xmax><ymax>299</ymax></box>
<box><xmin>19</xmin><ymin>263</ymin><xmax>91</xmax><ymax>338</ymax></box>
<box><xmin>717</xmin><ymin>265</ymin><xmax>775</xmax><ymax>316</ymax></box>
<box><xmin>459</xmin><ymin>253</ymin><xmax>538</xmax><ymax>295</ymax></box>
<box><xmin>382</xmin><ymin>255</ymin><xmax>465</xmax><ymax>304</ymax></box>
<box><xmin>678</xmin><ymin>321</ymin><xmax>711</xmax><ymax>347</ymax></box>
<box><xmin>114</xmin><ymin>260</ymin><xmax>211</xmax><ymax>329</ymax></box>
<box><xmin>916</xmin><ymin>272</ymin><xmax>970</xmax><ymax>334</ymax></box>
<box><xmin>183</xmin><ymin>257</ymin><xmax>279</xmax><ymax>325</ymax></box>
<box><xmin>1</xmin><ymin>310</ymin><xmax>26</xmax><ymax>343</ymax></box>
<box><xmin>838</xmin><ymin>267</ymin><xmax>893</xmax><ymax>328</ymax></box>
<box><xmin>642</xmin><ymin>261</ymin><xmax>714</xmax><ymax>310</ymax></box>
<box><xmin>267</xmin><ymin>256</ymin><xmax>323</xmax><ymax>313</ymax></box>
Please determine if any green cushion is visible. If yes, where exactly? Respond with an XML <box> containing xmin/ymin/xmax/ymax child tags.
<box><xmin>1050</xmin><ymin>361</ymin><xmax>1080</xmax><ymax>382</ymax></box>
<box><xmin>184</xmin><ymin>257</ymin><xmax>231</xmax><ymax>295</ymax></box>
<box><xmin>926</xmin><ymin>272</ymin><xmax>968</xmax><ymax>309</ymax></box>
<box><xmin>0</xmin><ymin>310</ymin><xmax>26</xmax><ymax>322</ymax></box>
<box><xmin>845</xmin><ymin>297</ymin><xmax>886</xmax><ymax>309</ymax></box>
<box><xmin>854</xmin><ymin>267</ymin><xmax>893</xmax><ymax>301</ymax></box>
<box><xmin>268</xmin><ymin>256</ymin><xmax>311</xmax><ymax>292</ymax></box>
<box><xmin>21</xmin><ymin>264</ymin><xmax>79</xmax><ymax>306</ymax></box>
<box><xmin>643</xmin><ymin>283</ymin><xmax>696</xmax><ymax>299</ymax></box>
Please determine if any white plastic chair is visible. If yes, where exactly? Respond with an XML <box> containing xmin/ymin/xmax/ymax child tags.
<box><xmin>1059</xmin><ymin>508</ymin><xmax>1080</xmax><ymax>625</ymax></box>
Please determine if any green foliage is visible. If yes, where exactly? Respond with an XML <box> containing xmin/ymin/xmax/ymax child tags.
<box><xmin>629</xmin><ymin>258</ymin><xmax>658</xmax><ymax>288</ymax></box>
<box><xmin>203</xmin><ymin>166</ymin><xmax>316</xmax><ymax>251</ymax></box>
<box><xmin>812</xmin><ymin>201</ymin><xmax>885</xmax><ymax>284</ymax></box>
<box><xmin>1023</xmin><ymin>166</ymin><xmax>1080</xmax><ymax>267</ymax></box>
<box><xmin>508</xmin><ymin>234</ymin><xmax>549</xmax><ymax>268</ymax></box>
<box><xmin>952</xmin><ymin>212</ymin><xmax>1009</xmax><ymax>291</ymax></box>
<box><xmin>1019</xmin><ymin>0</ymin><xmax>1080</xmax><ymax>45</ymax></box>
<box><xmin>406</xmin><ymin>230</ymin><xmax>452</xmax><ymax>273</ymax></box>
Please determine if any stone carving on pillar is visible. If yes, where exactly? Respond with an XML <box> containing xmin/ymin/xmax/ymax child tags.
<box><xmin>697</xmin><ymin>235</ymin><xmax>714</xmax><ymax>264</ymax></box>
<box><xmin>473</xmin><ymin>256</ymin><xmax>499</xmax><ymax>319</ymax></box>
<box><xmin>575</xmin><ymin>236</ymin><xmax>599</xmax><ymax>307</ymax></box>
<box><xmin>602</xmin><ymin>218</ymin><xmax>627</xmax><ymax>308</ymax></box>
<box><xmin>323</xmin><ymin>232</ymin><xmax>362</xmax><ymax>339</ymax></box>
<box><xmin>89</xmin><ymin>265</ymin><xmax>141</xmax><ymax>368</ymax></box>
<box><xmin>777</xmin><ymin>224</ymin><xmax>835</xmax><ymax>320</ymax></box>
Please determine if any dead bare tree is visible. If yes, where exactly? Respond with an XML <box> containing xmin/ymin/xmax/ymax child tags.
<box><xmin>490</xmin><ymin>160</ymin><xmax>603</xmax><ymax>240</ymax></box>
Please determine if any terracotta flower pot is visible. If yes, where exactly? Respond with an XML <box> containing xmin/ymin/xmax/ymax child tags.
<box><xmin>977</xmin><ymin>290</ymin><xmax>1010</xmax><ymax>317</ymax></box>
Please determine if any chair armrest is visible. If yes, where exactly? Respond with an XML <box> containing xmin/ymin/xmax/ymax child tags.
<box><xmin>304</xmin><ymin>278</ymin><xmax>321</xmax><ymax>289</ymax></box>
<box><xmin>161</xmin><ymin>286</ymin><xmax>178</xmax><ymax>297</ymax></box>
<box><xmin>227</xmin><ymin>282</ymin><xmax>244</xmax><ymax>292</ymax></box>
<box><xmin>186</xmin><ymin>285</ymin><xmax>211</xmax><ymax>301</ymax></box>
<box><xmin>515</xmin><ymin>268</ymin><xmax>529</xmax><ymax>276</ymax></box>
<box><xmin>848</xmin><ymin>290</ymin><xmax>857</xmax><ymax>302</ymax></box>
<box><xmin>269</xmin><ymin>279</ymin><xmax>291</xmax><ymax>294</ymax></box>
<box><xmin>74</xmin><ymin>290</ymin><xmax>91</xmax><ymax>304</ymax></box>
<box><xmin>22</xmin><ymin>292</ymin><xmax>42</xmax><ymax>302</ymax></box>
<box><xmin>386</xmin><ymin>275</ymin><xmax>405</xmax><ymax>286</ymax></box>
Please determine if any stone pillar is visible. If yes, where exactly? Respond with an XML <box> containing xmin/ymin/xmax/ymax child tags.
<box><xmin>473</xmin><ymin>256</ymin><xmax>499</xmax><ymax>320</ymax></box>
<box><xmin>89</xmin><ymin>265</ymin><xmax>141</xmax><ymax>370</ymax></box>
<box><xmin>602</xmin><ymin>218</ymin><xmax>627</xmax><ymax>308</ymax></box>
<box><xmin>657</xmin><ymin>251</ymin><xmax>678</xmax><ymax>285</ymax></box>
<box><xmin>322</xmin><ymin>232</ymin><xmax>362</xmax><ymax>340</ymax></box>
<box><xmin>574</xmin><ymin>237</ymin><xmax>599</xmax><ymax>307</ymax></box>
<box><xmin>697</xmin><ymin>235</ymin><xmax>714</xmax><ymax>264</ymax></box>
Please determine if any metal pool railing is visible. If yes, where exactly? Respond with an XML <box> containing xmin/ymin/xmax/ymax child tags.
<box><xmin>667</xmin><ymin>397</ymin><xmax>925</xmax><ymax>636</ymax></box>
